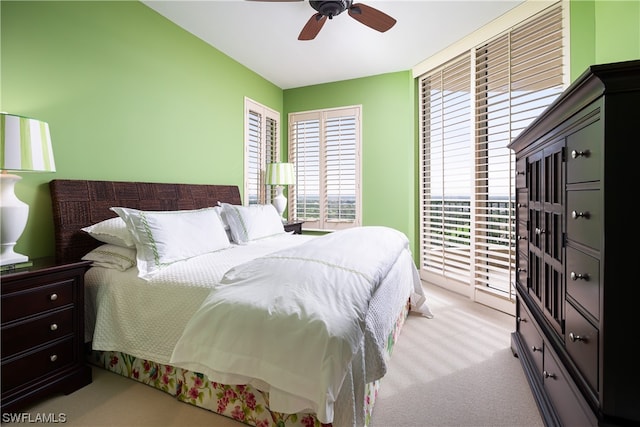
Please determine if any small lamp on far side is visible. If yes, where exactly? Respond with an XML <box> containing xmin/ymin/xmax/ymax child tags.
<box><xmin>265</xmin><ymin>162</ymin><xmax>295</xmax><ymax>222</ymax></box>
<box><xmin>0</xmin><ymin>112</ymin><xmax>56</xmax><ymax>267</ymax></box>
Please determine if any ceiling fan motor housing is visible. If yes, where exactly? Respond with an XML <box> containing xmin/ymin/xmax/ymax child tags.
<box><xmin>310</xmin><ymin>0</ymin><xmax>353</xmax><ymax>18</ymax></box>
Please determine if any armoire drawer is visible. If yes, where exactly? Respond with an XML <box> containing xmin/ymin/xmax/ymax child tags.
<box><xmin>566</xmin><ymin>113</ymin><xmax>602</xmax><ymax>184</ymax></box>
<box><xmin>517</xmin><ymin>221</ymin><xmax>528</xmax><ymax>253</ymax></box>
<box><xmin>565</xmin><ymin>302</ymin><xmax>599</xmax><ymax>393</ymax></box>
<box><xmin>566</xmin><ymin>189</ymin><xmax>601</xmax><ymax>250</ymax></box>
<box><xmin>566</xmin><ymin>246</ymin><xmax>600</xmax><ymax>320</ymax></box>
<box><xmin>517</xmin><ymin>250</ymin><xmax>528</xmax><ymax>287</ymax></box>
<box><xmin>543</xmin><ymin>342</ymin><xmax>596</xmax><ymax>427</ymax></box>
<box><xmin>516</xmin><ymin>158</ymin><xmax>527</xmax><ymax>188</ymax></box>
<box><xmin>517</xmin><ymin>300</ymin><xmax>543</xmax><ymax>375</ymax></box>
<box><xmin>517</xmin><ymin>190</ymin><xmax>528</xmax><ymax>222</ymax></box>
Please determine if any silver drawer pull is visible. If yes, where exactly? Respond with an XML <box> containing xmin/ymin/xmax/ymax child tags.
<box><xmin>535</xmin><ymin>228</ymin><xmax>545</xmax><ymax>235</ymax></box>
<box><xmin>49</xmin><ymin>293</ymin><xmax>58</xmax><ymax>301</ymax></box>
<box><xmin>570</xmin><ymin>272</ymin><xmax>589</xmax><ymax>281</ymax></box>
<box><xmin>50</xmin><ymin>323</ymin><xmax>58</xmax><ymax>331</ymax></box>
<box><xmin>50</xmin><ymin>354</ymin><xmax>58</xmax><ymax>362</ymax></box>
<box><xmin>543</xmin><ymin>371</ymin><xmax>556</xmax><ymax>379</ymax></box>
<box><xmin>517</xmin><ymin>268</ymin><xmax>526</xmax><ymax>273</ymax></box>
<box><xmin>516</xmin><ymin>316</ymin><xmax>527</xmax><ymax>323</ymax></box>
<box><xmin>571</xmin><ymin>149</ymin><xmax>590</xmax><ymax>159</ymax></box>
<box><xmin>516</xmin><ymin>171</ymin><xmax>525</xmax><ymax>175</ymax></box>
<box><xmin>571</xmin><ymin>210</ymin><xmax>590</xmax><ymax>219</ymax></box>
<box><xmin>531</xmin><ymin>346</ymin><xmax>542</xmax><ymax>352</ymax></box>
<box><xmin>569</xmin><ymin>332</ymin><xmax>585</xmax><ymax>342</ymax></box>
<box><xmin>517</xmin><ymin>235</ymin><xmax>526</xmax><ymax>241</ymax></box>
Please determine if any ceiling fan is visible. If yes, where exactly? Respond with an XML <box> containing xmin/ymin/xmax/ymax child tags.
<box><xmin>251</xmin><ymin>1</ymin><xmax>397</xmax><ymax>41</ymax></box>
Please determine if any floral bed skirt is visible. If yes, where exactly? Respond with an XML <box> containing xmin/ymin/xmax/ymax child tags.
<box><xmin>88</xmin><ymin>300</ymin><xmax>409</xmax><ymax>427</ymax></box>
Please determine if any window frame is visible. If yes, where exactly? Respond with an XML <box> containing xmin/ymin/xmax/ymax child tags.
<box><xmin>416</xmin><ymin>1</ymin><xmax>568</xmax><ymax>315</ymax></box>
<box><xmin>288</xmin><ymin>105</ymin><xmax>362</xmax><ymax>230</ymax></box>
<box><xmin>244</xmin><ymin>97</ymin><xmax>281</xmax><ymax>206</ymax></box>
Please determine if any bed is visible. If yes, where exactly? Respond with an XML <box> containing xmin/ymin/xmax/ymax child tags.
<box><xmin>49</xmin><ymin>179</ymin><xmax>432</xmax><ymax>427</ymax></box>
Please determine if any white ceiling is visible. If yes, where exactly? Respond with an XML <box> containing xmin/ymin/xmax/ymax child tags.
<box><xmin>142</xmin><ymin>0</ymin><xmax>524</xmax><ymax>89</ymax></box>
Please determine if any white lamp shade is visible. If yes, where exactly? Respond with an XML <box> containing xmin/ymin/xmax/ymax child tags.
<box><xmin>1</xmin><ymin>113</ymin><xmax>56</xmax><ymax>172</ymax></box>
<box><xmin>265</xmin><ymin>162</ymin><xmax>295</xmax><ymax>186</ymax></box>
<box><xmin>0</xmin><ymin>113</ymin><xmax>56</xmax><ymax>266</ymax></box>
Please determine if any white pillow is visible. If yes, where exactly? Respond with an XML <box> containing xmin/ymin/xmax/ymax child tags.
<box><xmin>82</xmin><ymin>244</ymin><xmax>136</xmax><ymax>271</ymax></box>
<box><xmin>220</xmin><ymin>203</ymin><xmax>285</xmax><ymax>244</ymax></box>
<box><xmin>81</xmin><ymin>217</ymin><xmax>135</xmax><ymax>248</ymax></box>
<box><xmin>212</xmin><ymin>205</ymin><xmax>232</xmax><ymax>240</ymax></box>
<box><xmin>111</xmin><ymin>207</ymin><xmax>230</xmax><ymax>279</ymax></box>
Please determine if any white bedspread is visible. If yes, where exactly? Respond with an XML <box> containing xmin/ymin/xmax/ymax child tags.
<box><xmin>85</xmin><ymin>233</ymin><xmax>315</xmax><ymax>362</ymax></box>
<box><xmin>169</xmin><ymin>226</ymin><xmax>429</xmax><ymax>424</ymax></box>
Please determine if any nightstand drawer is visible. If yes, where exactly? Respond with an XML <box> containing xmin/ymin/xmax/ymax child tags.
<box><xmin>1</xmin><ymin>337</ymin><xmax>75</xmax><ymax>392</ymax></box>
<box><xmin>1</xmin><ymin>280</ymin><xmax>73</xmax><ymax>323</ymax></box>
<box><xmin>1</xmin><ymin>259</ymin><xmax>91</xmax><ymax>414</ymax></box>
<box><xmin>1</xmin><ymin>307</ymin><xmax>74</xmax><ymax>358</ymax></box>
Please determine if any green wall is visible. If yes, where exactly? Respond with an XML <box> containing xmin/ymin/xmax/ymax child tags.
<box><xmin>2</xmin><ymin>0</ymin><xmax>640</xmax><ymax>261</ymax></box>
<box><xmin>570</xmin><ymin>0</ymin><xmax>640</xmax><ymax>80</ymax></box>
<box><xmin>283</xmin><ymin>72</ymin><xmax>417</xmax><ymax>253</ymax></box>
<box><xmin>1</xmin><ymin>1</ymin><xmax>282</xmax><ymax>258</ymax></box>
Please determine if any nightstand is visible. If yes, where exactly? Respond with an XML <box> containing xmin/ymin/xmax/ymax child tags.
<box><xmin>284</xmin><ymin>221</ymin><xmax>304</xmax><ymax>234</ymax></box>
<box><xmin>1</xmin><ymin>258</ymin><xmax>92</xmax><ymax>414</ymax></box>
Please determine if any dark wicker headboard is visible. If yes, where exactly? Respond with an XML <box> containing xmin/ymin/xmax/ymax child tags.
<box><xmin>49</xmin><ymin>179</ymin><xmax>242</xmax><ymax>264</ymax></box>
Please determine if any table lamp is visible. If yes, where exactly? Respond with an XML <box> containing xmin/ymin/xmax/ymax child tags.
<box><xmin>1</xmin><ymin>113</ymin><xmax>56</xmax><ymax>266</ymax></box>
<box><xmin>265</xmin><ymin>162</ymin><xmax>295</xmax><ymax>221</ymax></box>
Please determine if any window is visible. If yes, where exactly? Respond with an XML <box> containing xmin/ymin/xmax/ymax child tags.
<box><xmin>289</xmin><ymin>106</ymin><xmax>361</xmax><ymax>230</ymax></box>
<box><xmin>244</xmin><ymin>98</ymin><xmax>280</xmax><ymax>205</ymax></box>
<box><xmin>418</xmin><ymin>3</ymin><xmax>565</xmax><ymax>314</ymax></box>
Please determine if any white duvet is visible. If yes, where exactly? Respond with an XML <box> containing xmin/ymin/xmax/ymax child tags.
<box><xmin>85</xmin><ymin>233</ymin><xmax>315</xmax><ymax>362</ymax></box>
<box><xmin>169</xmin><ymin>226</ymin><xmax>430</xmax><ymax>424</ymax></box>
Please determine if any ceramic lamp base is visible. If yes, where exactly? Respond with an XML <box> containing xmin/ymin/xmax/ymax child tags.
<box><xmin>271</xmin><ymin>185</ymin><xmax>288</xmax><ymax>222</ymax></box>
<box><xmin>0</xmin><ymin>173</ymin><xmax>29</xmax><ymax>266</ymax></box>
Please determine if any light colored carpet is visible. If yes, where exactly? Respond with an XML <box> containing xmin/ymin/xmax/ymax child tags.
<box><xmin>5</xmin><ymin>283</ymin><xmax>543</xmax><ymax>427</ymax></box>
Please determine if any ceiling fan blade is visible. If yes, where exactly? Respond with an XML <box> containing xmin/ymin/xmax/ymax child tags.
<box><xmin>348</xmin><ymin>3</ymin><xmax>396</xmax><ymax>33</ymax></box>
<box><xmin>298</xmin><ymin>13</ymin><xmax>327</xmax><ymax>41</ymax></box>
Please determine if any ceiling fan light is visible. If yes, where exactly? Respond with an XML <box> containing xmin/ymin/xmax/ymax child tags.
<box><xmin>310</xmin><ymin>1</ymin><xmax>352</xmax><ymax>18</ymax></box>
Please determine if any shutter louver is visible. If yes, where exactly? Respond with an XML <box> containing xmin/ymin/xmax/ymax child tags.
<box><xmin>421</xmin><ymin>54</ymin><xmax>472</xmax><ymax>284</ymax></box>
<box><xmin>474</xmin><ymin>4</ymin><xmax>563</xmax><ymax>296</ymax></box>
<box><xmin>247</xmin><ymin>109</ymin><xmax>262</xmax><ymax>205</ymax></box>
<box><xmin>291</xmin><ymin>118</ymin><xmax>321</xmax><ymax>225</ymax></box>
<box><xmin>324</xmin><ymin>114</ymin><xmax>357</xmax><ymax>223</ymax></box>
<box><xmin>290</xmin><ymin>107</ymin><xmax>361</xmax><ymax>230</ymax></box>
<box><xmin>420</xmin><ymin>3</ymin><xmax>564</xmax><ymax>304</ymax></box>
<box><xmin>245</xmin><ymin>99</ymin><xmax>280</xmax><ymax>206</ymax></box>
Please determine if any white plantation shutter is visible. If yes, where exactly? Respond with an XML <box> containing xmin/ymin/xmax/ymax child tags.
<box><xmin>421</xmin><ymin>54</ymin><xmax>473</xmax><ymax>284</ymax></box>
<box><xmin>245</xmin><ymin>98</ymin><xmax>280</xmax><ymax>205</ymax></box>
<box><xmin>474</xmin><ymin>4</ymin><xmax>563</xmax><ymax>298</ymax></box>
<box><xmin>290</xmin><ymin>116</ymin><xmax>321</xmax><ymax>223</ymax></box>
<box><xmin>420</xmin><ymin>3</ymin><xmax>564</xmax><ymax>309</ymax></box>
<box><xmin>289</xmin><ymin>106</ymin><xmax>361</xmax><ymax>230</ymax></box>
<box><xmin>324</xmin><ymin>109</ymin><xmax>357</xmax><ymax>224</ymax></box>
